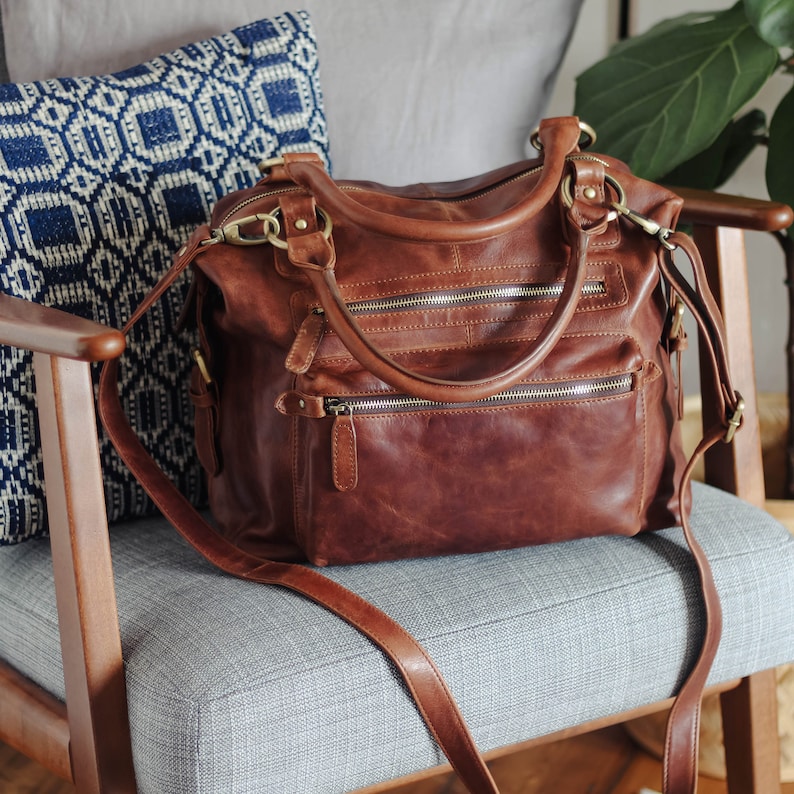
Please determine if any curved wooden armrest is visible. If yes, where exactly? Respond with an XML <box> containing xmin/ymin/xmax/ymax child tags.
<box><xmin>0</xmin><ymin>293</ymin><xmax>125</xmax><ymax>362</ymax></box>
<box><xmin>674</xmin><ymin>186</ymin><xmax>793</xmax><ymax>232</ymax></box>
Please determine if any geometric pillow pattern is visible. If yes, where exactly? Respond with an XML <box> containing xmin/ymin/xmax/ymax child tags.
<box><xmin>0</xmin><ymin>12</ymin><xmax>330</xmax><ymax>543</ymax></box>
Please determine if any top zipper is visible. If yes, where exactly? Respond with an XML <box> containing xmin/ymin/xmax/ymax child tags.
<box><xmin>313</xmin><ymin>280</ymin><xmax>606</xmax><ymax>317</ymax></box>
<box><xmin>214</xmin><ymin>155</ymin><xmax>612</xmax><ymax>231</ymax></box>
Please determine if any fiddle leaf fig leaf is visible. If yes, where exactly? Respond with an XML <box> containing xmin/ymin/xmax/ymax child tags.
<box><xmin>575</xmin><ymin>2</ymin><xmax>779</xmax><ymax>181</ymax></box>
<box><xmin>659</xmin><ymin>108</ymin><xmax>766</xmax><ymax>189</ymax></box>
<box><xmin>766</xmin><ymin>84</ymin><xmax>794</xmax><ymax>216</ymax></box>
<box><xmin>744</xmin><ymin>0</ymin><xmax>794</xmax><ymax>48</ymax></box>
<box><xmin>608</xmin><ymin>12</ymin><xmax>720</xmax><ymax>54</ymax></box>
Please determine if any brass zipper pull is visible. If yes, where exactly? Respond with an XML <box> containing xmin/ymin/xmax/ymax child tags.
<box><xmin>191</xmin><ymin>347</ymin><xmax>213</xmax><ymax>384</ymax></box>
<box><xmin>328</xmin><ymin>402</ymin><xmax>358</xmax><ymax>492</ymax></box>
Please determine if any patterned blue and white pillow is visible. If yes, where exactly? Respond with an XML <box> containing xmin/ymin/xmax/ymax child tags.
<box><xmin>0</xmin><ymin>11</ymin><xmax>330</xmax><ymax>543</ymax></box>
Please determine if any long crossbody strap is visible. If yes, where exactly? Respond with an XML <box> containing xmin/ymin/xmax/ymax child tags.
<box><xmin>98</xmin><ymin>222</ymin><xmax>737</xmax><ymax>794</ymax></box>
<box><xmin>655</xmin><ymin>229</ymin><xmax>739</xmax><ymax>794</ymax></box>
<box><xmin>99</xmin><ymin>231</ymin><xmax>501</xmax><ymax>794</ymax></box>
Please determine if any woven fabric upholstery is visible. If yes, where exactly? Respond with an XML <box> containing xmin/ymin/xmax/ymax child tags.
<box><xmin>1</xmin><ymin>483</ymin><xmax>792</xmax><ymax>792</ymax></box>
<box><xmin>0</xmin><ymin>11</ymin><xmax>329</xmax><ymax>544</ymax></box>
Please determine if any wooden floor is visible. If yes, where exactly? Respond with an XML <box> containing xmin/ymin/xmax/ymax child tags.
<box><xmin>2</xmin><ymin>726</ymin><xmax>793</xmax><ymax>793</ymax></box>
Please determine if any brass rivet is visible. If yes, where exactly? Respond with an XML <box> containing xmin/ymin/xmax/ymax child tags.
<box><xmin>295</xmin><ymin>219</ymin><xmax>308</xmax><ymax>231</ymax></box>
<box><xmin>298</xmin><ymin>399</ymin><xmax>306</xmax><ymax>409</ymax></box>
<box><xmin>583</xmin><ymin>187</ymin><xmax>598</xmax><ymax>200</ymax></box>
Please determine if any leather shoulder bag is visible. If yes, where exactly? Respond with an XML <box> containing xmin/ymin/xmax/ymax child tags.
<box><xmin>100</xmin><ymin>116</ymin><xmax>743</xmax><ymax>794</ymax></box>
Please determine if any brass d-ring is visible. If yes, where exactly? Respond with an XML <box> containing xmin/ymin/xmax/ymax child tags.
<box><xmin>560</xmin><ymin>172</ymin><xmax>625</xmax><ymax>221</ymax></box>
<box><xmin>531</xmin><ymin>121</ymin><xmax>597</xmax><ymax>152</ymax></box>
<box><xmin>267</xmin><ymin>207</ymin><xmax>333</xmax><ymax>250</ymax></box>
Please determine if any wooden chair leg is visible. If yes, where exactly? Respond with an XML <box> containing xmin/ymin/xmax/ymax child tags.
<box><xmin>720</xmin><ymin>669</ymin><xmax>781</xmax><ymax>793</ymax></box>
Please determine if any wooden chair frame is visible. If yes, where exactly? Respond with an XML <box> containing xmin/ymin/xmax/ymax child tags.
<box><xmin>0</xmin><ymin>189</ymin><xmax>791</xmax><ymax>793</ymax></box>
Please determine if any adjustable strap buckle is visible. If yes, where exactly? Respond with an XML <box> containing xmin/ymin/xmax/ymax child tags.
<box><xmin>669</xmin><ymin>297</ymin><xmax>686</xmax><ymax>340</ymax></box>
<box><xmin>724</xmin><ymin>393</ymin><xmax>745</xmax><ymax>443</ymax></box>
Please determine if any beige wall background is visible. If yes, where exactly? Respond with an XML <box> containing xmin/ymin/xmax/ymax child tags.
<box><xmin>547</xmin><ymin>0</ymin><xmax>790</xmax><ymax>396</ymax></box>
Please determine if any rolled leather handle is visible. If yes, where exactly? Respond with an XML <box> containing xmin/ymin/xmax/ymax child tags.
<box><xmin>300</xmin><ymin>219</ymin><xmax>592</xmax><ymax>403</ymax></box>
<box><xmin>283</xmin><ymin>117</ymin><xmax>584</xmax><ymax>243</ymax></box>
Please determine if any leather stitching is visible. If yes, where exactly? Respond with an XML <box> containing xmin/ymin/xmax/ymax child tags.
<box><xmin>332</xmin><ymin>420</ymin><xmax>357</xmax><ymax>491</ymax></box>
<box><xmin>638</xmin><ymin>370</ymin><xmax>649</xmax><ymax>522</ymax></box>
<box><xmin>315</xmin><ymin>330</ymin><xmax>645</xmax><ymax>366</ymax></box>
<box><xmin>291</xmin><ymin>414</ymin><xmax>305</xmax><ymax>550</ymax></box>
<box><xmin>293</xmin><ymin>261</ymin><xmax>616</xmax><ymax>291</ymax></box>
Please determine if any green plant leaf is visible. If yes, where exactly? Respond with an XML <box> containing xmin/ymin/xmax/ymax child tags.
<box><xmin>608</xmin><ymin>11</ymin><xmax>722</xmax><ymax>54</ymax></box>
<box><xmin>575</xmin><ymin>2</ymin><xmax>779</xmax><ymax>181</ymax></box>
<box><xmin>766</xmin><ymin>84</ymin><xmax>794</xmax><ymax>215</ymax></box>
<box><xmin>658</xmin><ymin>108</ymin><xmax>766</xmax><ymax>189</ymax></box>
<box><xmin>744</xmin><ymin>0</ymin><xmax>794</xmax><ymax>48</ymax></box>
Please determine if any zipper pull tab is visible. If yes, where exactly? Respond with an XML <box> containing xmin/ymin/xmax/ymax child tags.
<box><xmin>285</xmin><ymin>310</ymin><xmax>325</xmax><ymax>374</ymax></box>
<box><xmin>328</xmin><ymin>402</ymin><xmax>358</xmax><ymax>492</ymax></box>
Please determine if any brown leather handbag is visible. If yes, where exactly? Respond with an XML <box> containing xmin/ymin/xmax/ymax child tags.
<box><xmin>100</xmin><ymin>116</ymin><xmax>743</xmax><ymax>794</ymax></box>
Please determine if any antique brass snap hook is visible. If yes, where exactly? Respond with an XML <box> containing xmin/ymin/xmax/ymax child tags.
<box><xmin>207</xmin><ymin>212</ymin><xmax>282</xmax><ymax>246</ymax></box>
<box><xmin>610</xmin><ymin>201</ymin><xmax>676</xmax><ymax>250</ymax></box>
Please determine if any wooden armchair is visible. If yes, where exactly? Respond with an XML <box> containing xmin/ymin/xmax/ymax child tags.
<box><xmin>0</xmin><ymin>188</ymin><xmax>792</xmax><ymax>793</ymax></box>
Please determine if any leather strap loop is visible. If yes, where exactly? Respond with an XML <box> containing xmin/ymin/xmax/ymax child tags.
<box><xmin>282</xmin><ymin>117</ymin><xmax>583</xmax><ymax>243</ymax></box>
<box><xmin>660</xmin><ymin>231</ymin><xmax>739</xmax><ymax>427</ymax></box>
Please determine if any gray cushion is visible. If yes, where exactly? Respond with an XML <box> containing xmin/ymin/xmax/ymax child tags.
<box><xmin>1</xmin><ymin>482</ymin><xmax>793</xmax><ymax>792</ymax></box>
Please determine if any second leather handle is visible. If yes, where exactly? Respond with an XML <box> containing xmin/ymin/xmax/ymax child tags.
<box><xmin>283</xmin><ymin>117</ymin><xmax>584</xmax><ymax>243</ymax></box>
<box><xmin>301</xmin><ymin>221</ymin><xmax>591</xmax><ymax>403</ymax></box>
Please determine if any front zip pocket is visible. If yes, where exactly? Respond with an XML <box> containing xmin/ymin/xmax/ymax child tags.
<box><xmin>277</xmin><ymin>356</ymin><xmax>656</xmax><ymax>563</ymax></box>
<box><xmin>287</xmin><ymin>279</ymin><xmax>609</xmax><ymax>374</ymax></box>
<box><xmin>296</xmin><ymin>371</ymin><xmax>637</xmax><ymax>492</ymax></box>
